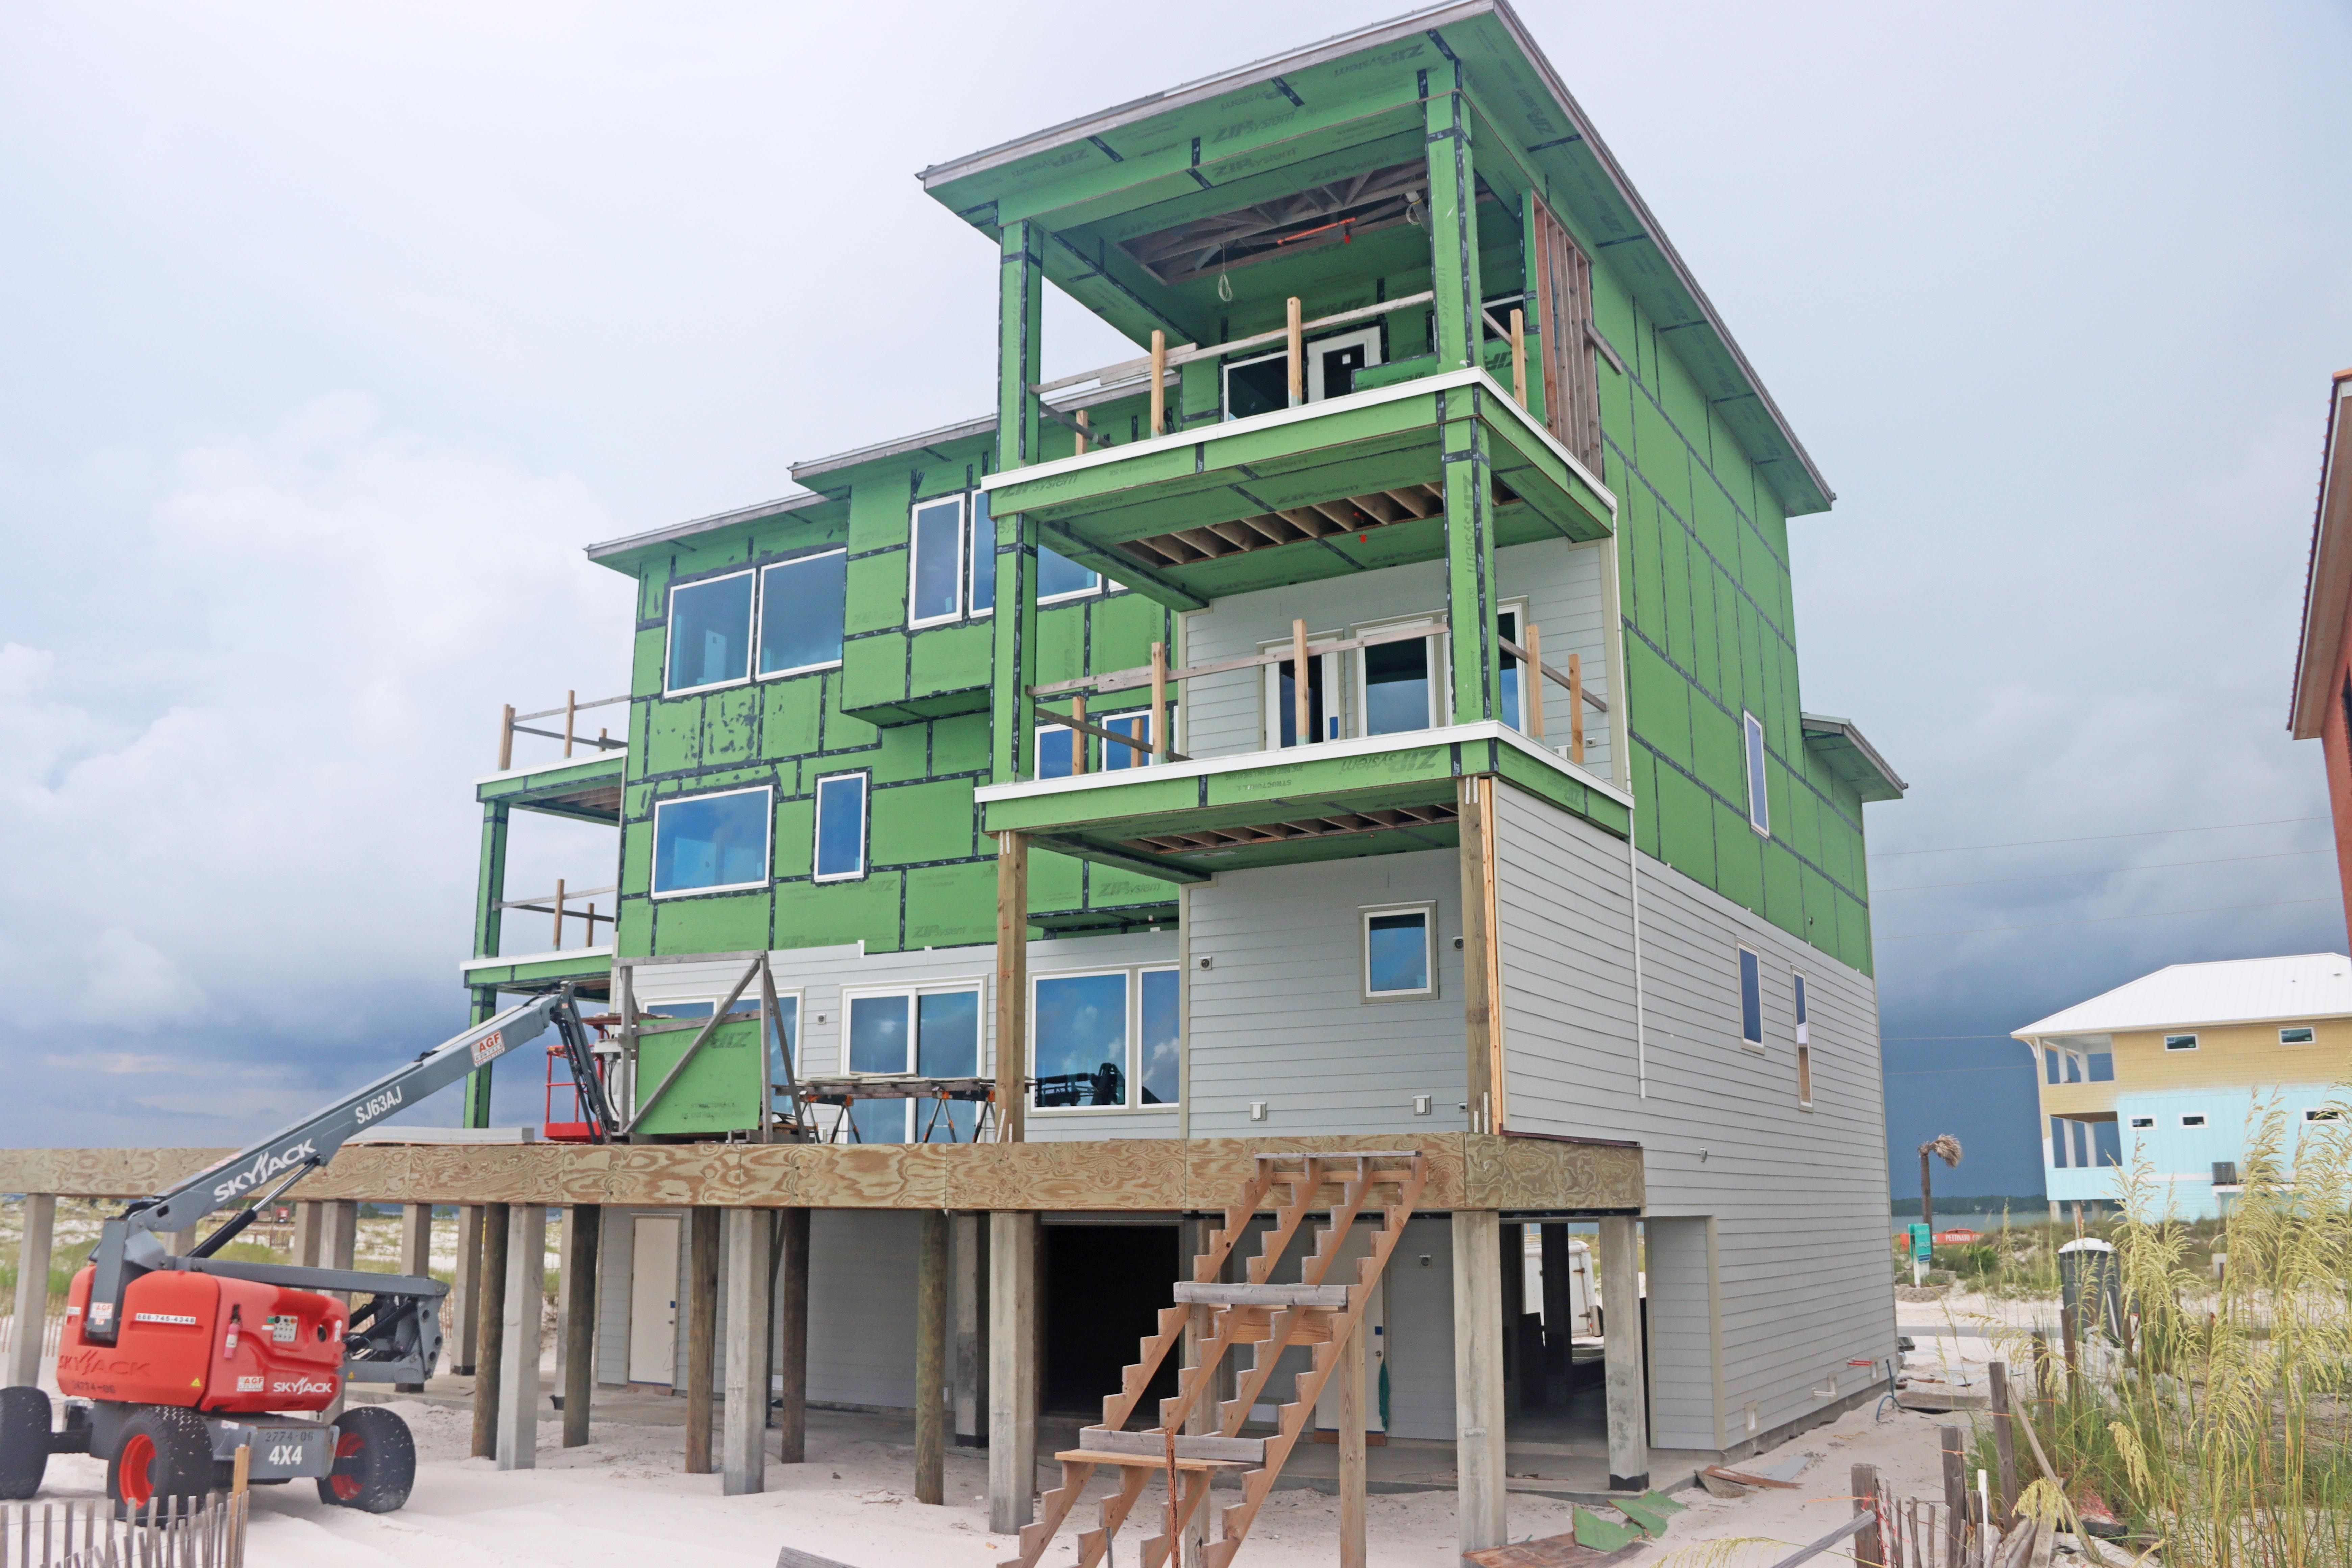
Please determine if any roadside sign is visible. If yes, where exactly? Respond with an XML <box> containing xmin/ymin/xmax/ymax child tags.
<box><xmin>1908</xmin><ymin>1223</ymin><xmax>1932</xmax><ymax>1260</ymax></box>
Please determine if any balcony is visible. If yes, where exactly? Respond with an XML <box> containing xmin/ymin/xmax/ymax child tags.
<box><xmin>982</xmin><ymin>361</ymin><xmax>1614</xmax><ymax>609</ymax></box>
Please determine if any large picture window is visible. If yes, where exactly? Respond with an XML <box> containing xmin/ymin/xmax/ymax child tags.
<box><xmin>758</xmin><ymin>550</ymin><xmax>847</xmax><ymax>677</ymax></box>
<box><xmin>813</xmin><ymin>771</ymin><xmax>868</xmax><ymax>882</ymax></box>
<box><xmin>665</xmin><ymin>571</ymin><xmax>755</xmax><ymax>694</ymax></box>
<box><xmin>842</xmin><ymin>983</ymin><xmax>983</xmax><ymax>1143</ymax></box>
<box><xmin>1032</xmin><ymin>966</ymin><xmax>1180</xmax><ymax>1111</ymax></box>
<box><xmin>651</xmin><ymin>787</ymin><xmax>771</xmax><ymax>897</ymax></box>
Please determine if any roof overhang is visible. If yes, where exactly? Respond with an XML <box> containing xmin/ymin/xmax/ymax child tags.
<box><xmin>1800</xmin><ymin>713</ymin><xmax>1906</xmax><ymax>802</ymax></box>
<box><xmin>915</xmin><ymin>0</ymin><xmax>1834</xmax><ymax>518</ymax></box>
<box><xmin>2289</xmin><ymin>370</ymin><xmax>2352</xmax><ymax>738</ymax></box>
<box><xmin>584</xmin><ymin>490</ymin><xmax>831</xmax><ymax>569</ymax></box>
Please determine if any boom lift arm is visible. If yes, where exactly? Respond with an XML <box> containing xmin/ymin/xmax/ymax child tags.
<box><xmin>79</xmin><ymin>986</ymin><xmax>611</xmax><ymax>1382</ymax></box>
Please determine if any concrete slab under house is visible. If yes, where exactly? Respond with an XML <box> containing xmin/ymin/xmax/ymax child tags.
<box><xmin>0</xmin><ymin>3</ymin><xmax>1911</xmax><ymax>1561</ymax></box>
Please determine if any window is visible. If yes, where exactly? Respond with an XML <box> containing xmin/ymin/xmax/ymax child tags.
<box><xmin>1220</xmin><ymin>326</ymin><xmax>1383</xmax><ymax>421</ymax></box>
<box><xmin>651</xmin><ymin>788</ymin><xmax>771</xmax><ymax>897</ymax></box>
<box><xmin>1741</xmin><ymin>711</ymin><xmax>1769</xmax><ymax>836</ymax></box>
<box><xmin>1363</xmin><ymin>633</ymin><xmax>1440</xmax><ymax>736</ymax></box>
<box><xmin>843</xmin><ymin>984</ymin><xmax>983</xmax><ymax>1143</ymax></box>
<box><xmin>2180</xmin><ymin>1113</ymin><xmax>2207</xmax><ymax>1128</ymax></box>
<box><xmin>1102</xmin><ymin>712</ymin><xmax>1152</xmax><ymax>770</ymax></box>
<box><xmin>665</xmin><ymin>571</ymin><xmax>755</xmax><ymax>694</ymax></box>
<box><xmin>2164</xmin><ymin>1033</ymin><xmax>2199</xmax><ymax>1052</ymax></box>
<box><xmin>1497</xmin><ymin>607</ymin><xmax>1526</xmax><ymax>732</ymax></box>
<box><xmin>2281</xmin><ymin>1026</ymin><xmax>2316</xmax><ymax>1045</ymax></box>
<box><xmin>1032</xmin><ymin>966</ymin><xmax>1181</xmax><ymax>1110</ymax></box>
<box><xmin>2308</xmin><ymin>1108</ymin><xmax>2344</xmax><ymax>1122</ymax></box>
<box><xmin>757</xmin><ymin>550</ymin><xmax>847</xmax><ymax>678</ymax></box>
<box><xmin>1363</xmin><ymin>905</ymin><xmax>1437</xmax><ymax>1000</ymax></box>
<box><xmin>1737</xmin><ymin>946</ymin><xmax>1763</xmax><ymax>1048</ymax></box>
<box><xmin>1036</xmin><ymin>545</ymin><xmax>1101</xmax><ymax>602</ymax></box>
<box><xmin>968</xmin><ymin>491</ymin><xmax>995</xmax><ymax>613</ymax></box>
<box><xmin>1796</xmin><ymin>1044</ymin><xmax>1813</xmax><ymax>1107</ymax></box>
<box><xmin>813</xmin><ymin>772</ymin><xmax>868</xmax><ymax>882</ymax></box>
<box><xmin>1265</xmin><ymin>637</ymin><xmax>1337</xmax><ymax>748</ymax></box>
<box><xmin>1792</xmin><ymin>971</ymin><xmax>1810</xmax><ymax>1046</ymax></box>
<box><xmin>1036</xmin><ymin>724</ymin><xmax>1076</xmax><ymax>779</ymax></box>
<box><xmin>909</xmin><ymin>497</ymin><xmax>966</xmax><ymax>627</ymax></box>
<box><xmin>2129</xmin><ymin>1116</ymin><xmax>2155</xmax><ymax>1129</ymax></box>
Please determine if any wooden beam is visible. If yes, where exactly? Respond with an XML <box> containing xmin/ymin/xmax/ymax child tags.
<box><xmin>721</xmin><ymin>1207</ymin><xmax>771</xmax><ymax>1495</ymax></box>
<box><xmin>1458</xmin><ymin>776</ymin><xmax>1496</xmax><ymax>1133</ymax></box>
<box><xmin>561</xmin><ymin>1204</ymin><xmax>599</xmax><ymax>1447</ymax></box>
<box><xmin>987</xmin><ymin>1211</ymin><xmax>1039</xmax><ymax>1533</ymax></box>
<box><xmin>916</xmin><ymin>1210</ymin><xmax>948</xmax><ymax>1504</ymax></box>
<box><xmin>995</xmin><ymin>833</ymin><xmax>1029</xmax><ymax>1144</ymax></box>
<box><xmin>1339</xmin><ymin>1315</ymin><xmax>1367</xmax><ymax>1568</ymax></box>
<box><xmin>1285</xmin><ymin>296</ymin><xmax>1303</xmax><ymax>405</ymax></box>
<box><xmin>1452</xmin><ymin>1210</ymin><xmax>1507</xmax><ymax>1554</ymax></box>
<box><xmin>1291</xmin><ymin>619</ymin><xmax>1310</xmax><ymax>747</ymax></box>
<box><xmin>685</xmin><ymin>1206</ymin><xmax>719</xmax><ymax>1474</ymax></box>
<box><xmin>776</xmin><ymin>1208</ymin><xmax>810</xmax><ymax>1463</ymax></box>
<box><xmin>1598</xmin><ymin>1214</ymin><xmax>1648</xmax><ymax>1491</ymax></box>
<box><xmin>471</xmin><ymin>1203</ymin><xmax>508</xmax><ymax>1461</ymax></box>
<box><xmin>7</xmin><ymin>1195</ymin><xmax>52</xmax><ymax>1390</ymax></box>
<box><xmin>496</xmin><ymin>1205</ymin><xmax>545</xmax><ymax>1471</ymax></box>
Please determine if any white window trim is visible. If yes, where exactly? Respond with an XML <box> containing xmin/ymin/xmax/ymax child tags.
<box><xmin>1495</xmin><ymin>599</ymin><xmax>1530</xmax><ymax>735</ymax></box>
<box><xmin>1736</xmin><ymin>942</ymin><xmax>1765</xmax><ymax>1051</ymax></box>
<box><xmin>2180</xmin><ymin>1113</ymin><xmax>2207</xmax><ymax>1127</ymax></box>
<box><xmin>1035</xmin><ymin>721</ymin><xmax>1076</xmax><ymax>779</ymax></box>
<box><xmin>2280</xmin><ymin>1026</ymin><xmax>2316</xmax><ymax>1044</ymax></box>
<box><xmin>2129</xmin><ymin>1116</ymin><xmax>2155</xmax><ymax>1129</ymax></box>
<box><xmin>756</xmin><ymin>549</ymin><xmax>848</xmax><ymax>680</ymax></box>
<box><xmin>907</xmin><ymin>495</ymin><xmax>968</xmax><ymax>630</ymax></box>
<box><xmin>1261</xmin><ymin>629</ymin><xmax>1343</xmax><ymax>749</ymax></box>
<box><xmin>1353</xmin><ymin>614</ymin><xmax>1450</xmax><ymax>741</ymax></box>
<box><xmin>649</xmin><ymin>785</ymin><xmax>774</xmax><ymax>899</ymax></box>
<box><xmin>812</xmin><ymin>770</ymin><xmax>871</xmax><ymax>883</ymax></box>
<box><xmin>2164</xmin><ymin>1033</ymin><xmax>2200</xmax><ymax>1051</ymax></box>
<box><xmin>838</xmin><ymin>979</ymin><xmax>989</xmax><ymax>1079</ymax></box>
<box><xmin>1307</xmin><ymin>325</ymin><xmax>1384</xmax><ymax>401</ymax></box>
<box><xmin>1741</xmin><ymin>710</ymin><xmax>1770</xmax><ymax>837</ymax></box>
<box><xmin>1100</xmin><ymin>710</ymin><xmax>1154</xmax><ymax>771</ymax></box>
<box><xmin>664</xmin><ymin>570</ymin><xmax>758</xmax><ymax>696</ymax></box>
<box><xmin>1361</xmin><ymin>902</ymin><xmax>1439</xmax><ymax>1002</ymax></box>
<box><xmin>1035</xmin><ymin>543</ymin><xmax>1106</xmax><ymax>605</ymax></box>
<box><xmin>1029</xmin><ymin>964</ymin><xmax>1182</xmax><ymax>1114</ymax></box>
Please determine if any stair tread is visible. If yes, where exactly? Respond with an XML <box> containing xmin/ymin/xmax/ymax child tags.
<box><xmin>1056</xmin><ymin>1450</ymin><xmax>1241</xmax><ymax>1471</ymax></box>
<box><xmin>1174</xmin><ymin>1281</ymin><xmax>1350</xmax><ymax>1307</ymax></box>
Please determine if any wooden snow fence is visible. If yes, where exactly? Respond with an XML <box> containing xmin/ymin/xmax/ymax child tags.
<box><xmin>0</xmin><ymin>1493</ymin><xmax>249</xmax><ymax>1568</ymax></box>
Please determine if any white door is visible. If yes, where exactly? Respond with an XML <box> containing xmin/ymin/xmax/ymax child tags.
<box><xmin>629</xmin><ymin>1215</ymin><xmax>681</xmax><ymax>1385</ymax></box>
<box><xmin>1313</xmin><ymin>1221</ymin><xmax>1388</xmax><ymax>1435</ymax></box>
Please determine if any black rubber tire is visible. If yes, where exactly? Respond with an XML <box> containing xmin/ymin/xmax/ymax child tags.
<box><xmin>317</xmin><ymin>1405</ymin><xmax>414</xmax><ymax>1513</ymax></box>
<box><xmin>107</xmin><ymin>1405</ymin><xmax>212</xmax><ymax>1516</ymax></box>
<box><xmin>0</xmin><ymin>1387</ymin><xmax>49</xmax><ymax>1500</ymax></box>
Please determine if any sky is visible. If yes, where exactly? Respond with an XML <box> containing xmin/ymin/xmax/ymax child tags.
<box><xmin>2</xmin><ymin>1</ymin><xmax>2348</xmax><ymax>1192</ymax></box>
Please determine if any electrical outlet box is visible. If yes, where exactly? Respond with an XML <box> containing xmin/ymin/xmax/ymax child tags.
<box><xmin>1412</xmin><ymin>1095</ymin><xmax>1432</xmax><ymax>1116</ymax></box>
<box><xmin>1247</xmin><ymin>1101</ymin><xmax>1267</xmax><ymax>1121</ymax></box>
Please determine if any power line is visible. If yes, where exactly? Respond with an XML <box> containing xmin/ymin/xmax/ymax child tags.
<box><xmin>1884</xmin><ymin>1064</ymin><xmax>2031</xmax><ymax>1075</ymax></box>
<box><xmin>1876</xmin><ymin>847</ymin><xmax>2329</xmax><ymax>894</ymax></box>
<box><xmin>1881</xmin><ymin>1034</ymin><xmax>2022</xmax><ymax>1042</ymax></box>
<box><xmin>1870</xmin><ymin>816</ymin><xmax>2325</xmax><ymax>859</ymax></box>
<box><xmin>1879</xmin><ymin>896</ymin><xmax>2336</xmax><ymax>941</ymax></box>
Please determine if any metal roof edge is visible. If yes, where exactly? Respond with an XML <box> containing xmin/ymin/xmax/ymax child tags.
<box><xmin>789</xmin><ymin>415</ymin><xmax>1000</xmax><ymax>485</ymax></box>
<box><xmin>585</xmin><ymin>489</ymin><xmax>829</xmax><ymax>563</ymax></box>
<box><xmin>1800</xmin><ymin>712</ymin><xmax>1907</xmax><ymax>796</ymax></box>
<box><xmin>2287</xmin><ymin>370</ymin><xmax>2352</xmax><ymax>737</ymax></box>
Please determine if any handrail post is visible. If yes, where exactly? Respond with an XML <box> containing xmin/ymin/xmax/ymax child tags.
<box><xmin>1286</xmin><ymin>297</ymin><xmax>1304</xmax><ymax>406</ymax></box>
<box><xmin>1150</xmin><ymin>330</ymin><xmax>1167</xmax><ymax>436</ymax></box>
<box><xmin>1522</xmin><ymin>622</ymin><xmax>1544</xmax><ymax>741</ymax></box>
<box><xmin>498</xmin><ymin>703</ymin><xmax>515</xmax><ymax>770</ymax></box>
<box><xmin>552</xmin><ymin>878</ymin><xmax>566</xmax><ymax>951</ymax></box>
<box><xmin>1291</xmin><ymin>619</ymin><xmax>1310</xmax><ymax>745</ymax></box>
<box><xmin>563</xmin><ymin>689</ymin><xmax>577</xmax><ymax>758</ymax></box>
<box><xmin>1073</xmin><ymin>408</ymin><xmax>1089</xmax><ymax>457</ymax></box>
<box><xmin>1150</xmin><ymin>642</ymin><xmax>1169</xmax><ymax>763</ymax></box>
<box><xmin>1070</xmin><ymin>693</ymin><xmax>1087</xmax><ymax>775</ymax></box>
<box><xmin>1510</xmin><ymin>308</ymin><xmax>1526</xmax><ymax>407</ymax></box>
<box><xmin>1567</xmin><ymin>654</ymin><xmax>1585</xmax><ymax>764</ymax></box>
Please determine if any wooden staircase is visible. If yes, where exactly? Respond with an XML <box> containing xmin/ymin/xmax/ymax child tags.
<box><xmin>1004</xmin><ymin>1149</ymin><xmax>1428</xmax><ymax>1568</ymax></box>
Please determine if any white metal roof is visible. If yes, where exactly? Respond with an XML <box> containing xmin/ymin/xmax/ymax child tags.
<box><xmin>2013</xmin><ymin>952</ymin><xmax>2352</xmax><ymax>1039</ymax></box>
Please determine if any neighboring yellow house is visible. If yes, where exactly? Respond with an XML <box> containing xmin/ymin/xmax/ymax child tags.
<box><xmin>2013</xmin><ymin>954</ymin><xmax>2352</xmax><ymax>1219</ymax></box>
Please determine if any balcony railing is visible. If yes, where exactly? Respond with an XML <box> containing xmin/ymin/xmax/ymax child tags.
<box><xmin>495</xmin><ymin>691</ymin><xmax>628</xmax><ymax>770</ymax></box>
<box><xmin>493</xmin><ymin>879</ymin><xmax>617</xmax><ymax>951</ymax></box>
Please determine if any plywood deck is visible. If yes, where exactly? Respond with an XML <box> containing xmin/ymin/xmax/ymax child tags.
<box><xmin>0</xmin><ymin>1132</ymin><xmax>1641</xmax><ymax>1214</ymax></box>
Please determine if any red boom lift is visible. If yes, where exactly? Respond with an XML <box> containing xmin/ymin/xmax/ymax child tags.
<box><xmin>0</xmin><ymin>988</ymin><xmax>612</xmax><ymax>1514</ymax></box>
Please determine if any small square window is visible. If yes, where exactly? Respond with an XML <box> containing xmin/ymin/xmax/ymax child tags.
<box><xmin>651</xmin><ymin>787</ymin><xmax>771</xmax><ymax>897</ymax></box>
<box><xmin>1363</xmin><ymin>906</ymin><xmax>1436</xmax><ymax>1000</ymax></box>
<box><xmin>813</xmin><ymin>772</ymin><xmax>868</xmax><ymax>882</ymax></box>
<box><xmin>1036</xmin><ymin>724</ymin><xmax>1076</xmax><ymax>779</ymax></box>
<box><xmin>666</xmin><ymin>571</ymin><xmax>756</xmax><ymax>694</ymax></box>
<box><xmin>1737</xmin><ymin>946</ymin><xmax>1763</xmax><ymax>1047</ymax></box>
<box><xmin>2164</xmin><ymin>1034</ymin><xmax>2199</xmax><ymax>1052</ymax></box>
<box><xmin>1741</xmin><ymin>711</ymin><xmax>1769</xmax><ymax>836</ymax></box>
<box><xmin>2180</xmin><ymin>1113</ymin><xmax>2207</xmax><ymax>1128</ymax></box>
<box><xmin>2280</xmin><ymin>1026</ymin><xmax>2316</xmax><ymax>1045</ymax></box>
<box><xmin>2129</xmin><ymin>1116</ymin><xmax>2155</xmax><ymax>1129</ymax></box>
<box><xmin>758</xmin><ymin>550</ymin><xmax>847</xmax><ymax>678</ymax></box>
<box><xmin>1792</xmin><ymin>971</ymin><xmax>1809</xmax><ymax>1046</ymax></box>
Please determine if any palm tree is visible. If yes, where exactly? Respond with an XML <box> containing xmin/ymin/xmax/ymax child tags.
<box><xmin>1918</xmin><ymin>1133</ymin><xmax>1963</xmax><ymax>1237</ymax></box>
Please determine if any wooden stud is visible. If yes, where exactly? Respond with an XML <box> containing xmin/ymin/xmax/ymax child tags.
<box><xmin>562</xmin><ymin>689</ymin><xmax>576</xmax><ymax>759</ymax></box>
<box><xmin>1510</xmin><ymin>308</ymin><xmax>1526</xmax><ymax>407</ymax></box>
<box><xmin>1452</xmin><ymin>1209</ymin><xmax>1507</xmax><ymax>1554</ymax></box>
<box><xmin>1069</xmin><ymin>692</ymin><xmax>1086</xmax><ymax>775</ymax></box>
<box><xmin>561</xmin><ymin>1205</ymin><xmax>598</xmax><ymax>1447</ymax></box>
<box><xmin>1989</xmin><ymin>1360</ymin><xmax>2018</xmax><ymax>1524</ymax></box>
<box><xmin>1286</xmin><ymin>296</ymin><xmax>1304</xmax><ymax>406</ymax></box>
<box><xmin>987</xmin><ymin>1211</ymin><xmax>1039</xmax><ymax>1533</ymax></box>
<box><xmin>1150</xmin><ymin>330</ymin><xmax>1167</xmax><ymax>436</ymax></box>
<box><xmin>1291</xmin><ymin>618</ymin><xmax>1310</xmax><ymax>747</ymax></box>
<box><xmin>498</xmin><ymin>703</ymin><xmax>515</xmax><ymax>771</ymax></box>
<box><xmin>1149</xmin><ymin>641</ymin><xmax>1169</xmax><ymax>764</ymax></box>
<box><xmin>552</xmin><ymin>878</ymin><xmax>566</xmax><ymax>950</ymax></box>
<box><xmin>994</xmin><ymin>833</ymin><xmax>1029</xmax><ymax>1143</ymax></box>
<box><xmin>1073</xmin><ymin>408</ymin><xmax>1089</xmax><ymax>457</ymax></box>
<box><xmin>6</xmin><ymin>1196</ymin><xmax>51</xmax><ymax>1390</ymax></box>
<box><xmin>1598</xmin><ymin>1214</ymin><xmax>1648</xmax><ymax>1491</ymax></box>
<box><xmin>720</xmin><ymin>1207</ymin><xmax>771</xmax><ymax>1495</ymax></box>
<box><xmin>915</xmin><ymin>1210</ymin><xmax>948</xmax><ymax>1504</ymax></box>
<box><xmin>685</xmin><ymin>1206</ymin><xmax>719</xmax><ymax>1474</ymax></box>
<box><xmin>471</xmin><ymin>1203</ymin><xmax>509</xmax><ymax>1460</ymax></box>
<box><xmin>1457</xmin><ymin>776</ymin><xmax>1495</xmax><ymax>1132</ymax></box>
<box><xmin>1522</xmin><ymin>622</ymin><xmax>1545</xmax><ymax>741</ymax></box>
<box><xmin>1852</xmin><ymin>1464</ymin><xmax>1883</xmax><ymax>1568</ymax></box>
<box><xmin>231</xmin><ymin>1444</ymin><xmax>250</xmax><ymax>1496</ymax></box>
<box><xmin>1568</xmin><ymin>653</ymin><xmax>1585</xmax><ymax>764</ymax></box>
<box><xmin>776</xmin><ymin>1208</ymin><xmax>810</xmax><ymax>1462</ymax></box>
<box><xmin>496</xmin><ymin>1205</ymin><xmax>545</xmax><ymax>1470</ymax></box>
<box><xmin>1338</xmin><ymin>1316</ymin><xmax>1367</xmax><ymax>1568</ymax></box>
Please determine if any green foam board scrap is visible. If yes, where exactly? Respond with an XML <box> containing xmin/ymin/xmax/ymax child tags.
<box><xmin>1612</xmin><ymin>1491</ymin><xmax>1683</xmax><ymax>1538</ymax></box>
<box><xmin>1572</xmin><ymin>1507</ymin><xmax>1644</xmax><ymax>1554</ymax></box>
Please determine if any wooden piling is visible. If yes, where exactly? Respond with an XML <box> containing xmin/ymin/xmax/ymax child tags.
<box><xmin>470</xmin><ymin>1203</ymin><xmax>508</xmax><ymax>1460</ymax></box>
<box><xmin>916</xmin><ymin>1209</ymin><xmax>948</xmax><ymax>1504</ymax></box>
<box><xmin>561</xmin><ymin>1205</ymin><xmax>599</xmax><ymax>1447</ymax></box>
<box><xmin>776</xmin><ymin>1207</ymin><xmax>811</xmax><ymax>1462</ymax></box>
<box><xmin>685</xmin><ymin>1206</ymin><xmax>720</xmax><ymax>1474</ymax></box>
